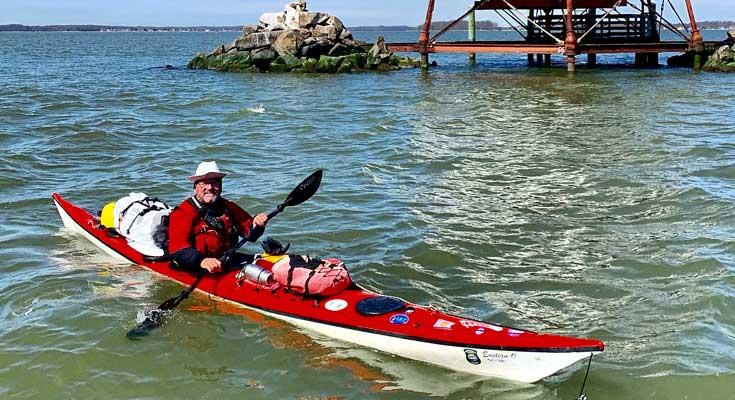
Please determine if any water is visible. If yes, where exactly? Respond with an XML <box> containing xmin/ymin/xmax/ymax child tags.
<box><xmin>1</xmin><ymin>29</ymin><xmax>735</xmax><ymax>399</ymax></box>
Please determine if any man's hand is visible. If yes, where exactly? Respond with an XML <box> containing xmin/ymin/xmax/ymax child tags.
<box><xmin>253</xmin><ymin>213</ymin><xmax>268</xmax><ymax>227</ymax></box>
<box><xmin>201</xmin><ymin>257</ymin><xmax>222</xmax><ymax>273</ymax></box>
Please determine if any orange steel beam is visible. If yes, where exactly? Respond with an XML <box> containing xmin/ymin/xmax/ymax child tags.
<box><xmin>419</xmin><ymin>0</ymin><xmax>436</xmax><ymax>50</ymax></box>
<box><xmin>387</xmin><ymin>41</ymin><xmax>689</xmax><ymax>54</ymax></box>
<box><xmin>476</xmin><ymin>0</ymin><xmax>625</xmax><ymax>9</ymax></box>
<box><xmin>683</xmin><ymin>0</ymin><xmax>702</xmax><ymax>49</ymax></box>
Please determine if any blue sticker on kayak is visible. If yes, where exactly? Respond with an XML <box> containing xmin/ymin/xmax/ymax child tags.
<box><xmin>389</xmin><ymin>314</ymin><xmax>409</xmax><ymax>325</ymax></box>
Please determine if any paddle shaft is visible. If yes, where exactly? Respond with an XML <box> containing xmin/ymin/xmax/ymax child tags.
<box><xmin>168</xmin><ymin>268</ymin><xmax>206</xmax><ymax>309</ymax></box>
<box><xmin>221</xmin><ymin>205</ymin><xmax>283</xmax><ymax>265</ymax></box>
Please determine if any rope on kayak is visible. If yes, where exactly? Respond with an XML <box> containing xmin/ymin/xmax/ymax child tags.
<box><xmin>576</xmin><ymin>354</ymin><xmax>594</xmax><ymax>400</ymax></box>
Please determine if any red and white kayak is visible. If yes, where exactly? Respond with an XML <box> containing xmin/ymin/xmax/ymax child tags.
<box><xmin>52</xmin><ymin>193</ymin><xmax>604</xmax><ymax>383</ymax></box>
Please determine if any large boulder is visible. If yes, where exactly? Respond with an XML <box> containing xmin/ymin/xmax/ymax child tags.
<box><xmin>187</xmin><ymin>53</ymin><xmax>209</xmax><ymax>69</ymax></box>
<box><xmin>284</xmin><ymin>0</ymin><xmax>307</xmax><ymax>29</ymax></box>
<box><xmin>300</xmin><ymin>40</ymin><xmax>332</xmax><ymax>58</ymax></box>
<box><xmin>342</xmin><ymin>52</ymin><xmax>366</xmax><ymax>69</ymax></box>
<box><xmin>327</xmin><ymin>43</ymin><xmax>350</xmax><ymax>57</ymax></box>
<box><xmin>234</xmin><ymin>31</ymin><xmax>282</xmax><ymax>51</ymax></box>
<box><xmin>316</xmin><ymin>55</ymin><xmax>342</xmax><ymax>73</ymax></box>
<box><xmin>338</xmin><ymin>28</ymin><xmax>353</xmax><ymax>42</ymax></box>
<box><xmin>207</xmin><ymin>54</ymin><xmax>253</xmax><ymax>72</ymax></box>
<box><xmin>299</xmin><ymin>12</ymin><xmax>329</xmax><ymax>28</ymax></box>
<box><xmin>312</xmin><ymin>24</ymin><xmax>339</xmax><ymax>41</ymax></box>
<box><xmin>212</xmin><ymin>44</ymin><xmax>226</xmax><ymax>57</ymax></box>
<box><xmin>242</xmin><ymin>25</ymin><xmax>258</xmax><ymax>36</ymax></box>
<box><xmin>266</xmin><ymin>22</ymin><xmax>289</xmax><ymax>31</ymax></box>
<box><xmin>367</xmin><ymin>35</ymin><xmax>392</xmax><ymax>67</ymax></box>
<box><xmin>250</xmin><ymin>48</ymin><xmax>278</xmax><ymax>70</ymax></box>
<box><xmin>336</xmin><ymin>59</ymin><xmax>354</xmax><ymax>73</ymax></box>
<box><xmin>727</xmin><ymin>30</ymin><xmax>735</xmax><ymax>43</ymax></box>
<box><xmin>272</xmin><ymin>29</ymin><xmax>304</xmax><ymax>56</ymax></box>
<box><xmin>368</xmin><ymin>36</ymin><xmax>390</xmax><ymax>59</ymax></box>
<box><xmin>270</xmin><ymin>54</ymin><xmax>303</xmax><ymax>72</ymax></box>
<box><xmin>300</xmin><ymin>57</ymin><xmax>319</xmax><ymax>73</ymax></box>
<box><xmin>259</xmin><ymin>12</ymin><xmax>285</xmax><ymax>27</ymax></box>
<box><xmin>325</xmin><ymin>15</ymin><xmax>344</xmax><ymax>31</ymax></box>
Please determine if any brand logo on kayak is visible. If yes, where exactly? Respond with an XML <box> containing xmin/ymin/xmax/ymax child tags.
<box><xmin>389</xmin><ymin>314</ymin><xmax>409</xmax><ymax>325</ymax></box>
<box><xmin>459</xmin><ymin>320</ymin><xmax>503</xmax><ymax>332</ymax></box>
<box><xmin>481</xmin><ymin>351</ymin><xmax>517</xmax><ymax>363</ymax></box>
<box><xmin>464</xmin><ymin>349</ymin><xmax>481</xmax><ymax>365</ymax></box>
<box><xmin>507</xmin><ymin>329</ymin><xmax>524</xmax><ymax>337</ymax></box>
<box><xmin>475</xmin><ymin>327</ymin><xmax>485</xmax><ymax>335</ymax></box>
<box><xmin>433</xmin><ymin>319</ymin><xmax>454</xmax><ymax>330</ymax></box>
<box><xmin>324</xmin><ymin>299</ymin><xmax>348</xmax><ymax>312</ymax></box>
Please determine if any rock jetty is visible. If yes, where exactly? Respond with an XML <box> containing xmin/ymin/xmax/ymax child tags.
<box><xmin>187</xmin><ymin>0</ymin><xmax>419</xmax><ymax>73</ymax></box>
<box><xmin>702</xmin><ymin>30</ymin><xmax>735</xmax><ymax>72</ymax></box>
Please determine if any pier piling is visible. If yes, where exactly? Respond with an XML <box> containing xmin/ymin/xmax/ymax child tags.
<box><xmin>469</xmin><ymin>10</ymin><xmax>476</xmax><ymax>63</ymax></box>
<box><xmin>419</xmin><ymin>0</ymin><xmax>436</xmax><ymax>69</ymax></box>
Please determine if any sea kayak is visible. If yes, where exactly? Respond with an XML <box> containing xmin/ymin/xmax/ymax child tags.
<box><xmin>52</xmin><ymin>193</ymin><xmax>604</xmax><ymax>383</ymax></box>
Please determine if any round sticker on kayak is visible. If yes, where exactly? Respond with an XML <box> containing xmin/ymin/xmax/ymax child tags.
<box><xmin>389</xmin><ymin>314</ymin><xmax>409</xmax><ymax>325</ymax></box>
<box><xmin>324</xmin><ymin>299</ymin><xmax>348</xmax><ymax>312</ymax></box>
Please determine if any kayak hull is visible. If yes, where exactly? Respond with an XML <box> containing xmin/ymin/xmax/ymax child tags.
<box><xmin>52</xmin><ymin>193</ymin><xmax>603</xmax><ymax>383</ymax></box>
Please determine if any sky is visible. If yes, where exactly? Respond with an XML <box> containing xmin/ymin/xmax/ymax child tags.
<box><xmin>1</xmin><ymin>0</ymin><xmax>733</xmax><ymax>27</ymax></box>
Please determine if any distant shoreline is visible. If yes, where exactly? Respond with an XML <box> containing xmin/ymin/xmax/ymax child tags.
<box><xmin>1</xmin><ymin>21</ymin><xmax>734</xmax><ymax>32</ymax></box>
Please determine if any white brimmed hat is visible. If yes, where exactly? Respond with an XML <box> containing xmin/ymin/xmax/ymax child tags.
<box><xmin>188</xmin><ymin>161</ymin><xmax>227</xmax><ymax>182</ymax></box>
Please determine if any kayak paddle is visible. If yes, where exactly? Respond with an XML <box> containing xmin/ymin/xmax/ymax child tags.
<box><xmin>126</xmin><ymin>169</ymin><xmax>323</xmax><ymax>339</ymax></box>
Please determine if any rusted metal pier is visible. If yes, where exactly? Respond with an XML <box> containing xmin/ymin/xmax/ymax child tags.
<box><xmin>388</xmin><ymin>0</ymin><xmax>706</xmax><ymax>71</ymax></box>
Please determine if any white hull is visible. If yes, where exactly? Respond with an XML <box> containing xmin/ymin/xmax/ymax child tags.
<box><xmin>220</xmin><ymin>297</ymin><xmax>598</xmax><ymax>383</ymax></box>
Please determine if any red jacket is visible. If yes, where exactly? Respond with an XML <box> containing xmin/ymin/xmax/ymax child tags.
<box><xmin>168</xmin><ymin>197</ymin><xmax>254</xmax><ymax>270</ymax></box>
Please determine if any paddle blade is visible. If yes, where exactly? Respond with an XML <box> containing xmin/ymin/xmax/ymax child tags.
<box><xmin>282</xmin><ymin>169</ymin><xmax>322</xmax><ymax>208</ymax></box>
<box><xmin>126</xmin><ymin>309</ymin><xmax>168</xmax><ymax>340</ymax></box>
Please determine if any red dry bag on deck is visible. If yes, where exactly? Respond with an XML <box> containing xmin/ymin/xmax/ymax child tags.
<box><xmin>271</xmin><ymin>255</ymin><xmax>351</xmax><ymax>297</ymax></box>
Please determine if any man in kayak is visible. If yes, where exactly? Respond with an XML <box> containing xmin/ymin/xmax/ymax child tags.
<box><xmin>168</xmin><ymin>161</ymin><xmax>268</xmax><ymax>273</ymax></box>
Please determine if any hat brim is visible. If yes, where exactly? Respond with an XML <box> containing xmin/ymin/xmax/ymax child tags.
<box><xmin>188</xmin><ymin>172</ymin><xmax>226</xmax><ymax>182</ymax></box>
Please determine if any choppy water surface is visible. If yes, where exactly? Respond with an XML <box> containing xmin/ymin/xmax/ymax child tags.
<box><xmin>1</xmin><ymin>30</ymin><xmax>734</xmax><ymax>399</ymax></box>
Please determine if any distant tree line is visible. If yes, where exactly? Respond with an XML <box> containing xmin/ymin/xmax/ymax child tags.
<box><xmin>672</xmin><ymin>21</ymin><xmax>735</xmax><ymax>30</ymax></box>
<box><xmin>2</xmin><ymin>20</ymin><xmax>733</xmax><ymax>33</ymax></box>
<box><xmin>0</xmin><ymin>24</ymin><xmax>240</xmax><ymax>32</ymax></box>
<box><xmin>350</xmin><ymin>20</ymin><xmax>500</xmax><ymax>31</ymax></box>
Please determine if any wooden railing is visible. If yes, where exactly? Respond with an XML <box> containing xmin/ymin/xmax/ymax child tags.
<box><xmin>527</xmin><ymin>12</ymin><xmax>658</xmax><ymax>43</ymax></box>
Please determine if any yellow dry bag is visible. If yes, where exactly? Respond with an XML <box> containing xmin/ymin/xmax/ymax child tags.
<box><xmin>100</xmin><ymin>202</ymin><xmax>116</xmax><ymax>228</ymax></box>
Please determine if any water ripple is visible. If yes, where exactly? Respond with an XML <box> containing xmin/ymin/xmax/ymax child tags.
<box><xmin>0</xmin><ymin>30</ymin><xmax>734</xmax><ymax>399</ymax></box>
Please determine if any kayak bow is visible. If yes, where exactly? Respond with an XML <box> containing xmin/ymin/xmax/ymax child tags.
<box><xmin>52</xmin><ymin>192</ymin><xmax>603</xmax><ymax>383</ymax></box>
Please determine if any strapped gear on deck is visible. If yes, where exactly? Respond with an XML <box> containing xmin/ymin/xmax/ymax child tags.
<box><xmin>112</xmin><ymin>192</ymin><xmax>172</xmax><ymax>257</ymax></box>
<box><xmin>272</xmin><ymin>255</ymin><xmax>351</xmax><ymax>297</ymax></box>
